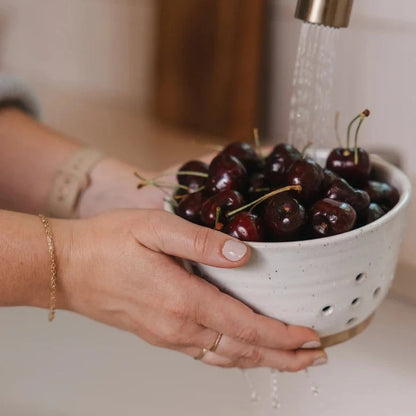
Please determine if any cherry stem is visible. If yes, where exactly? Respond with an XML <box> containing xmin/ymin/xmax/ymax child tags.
<box><xmin>165</xmin><ymin>197</ymin><xmax>178</xmax><ymax>209</ymax></box>
<box><xmin>253</xmin><ymin>127</ymin><xmax>264</xmax><ymax>162</ymax></box>
<box><xmin>354</xmin><ymin>110</ymin><xmax>369</xmax><ymax>164</ymax></box>
<box><xmin>301</xmin><ymin>141</ymin><xmax>313</xmax><ymax>158</ymax></box>
<box><xmin>135</xmin><ymin>171</ymin><xmax>207</xmax><ymax>190</ymax></box>
<box><xmin>173</xmin><ymin>185</ymin><xmax>205</xmax><ymax>200</ymax></box>
<box><xmin>346</xmin><ymin>113</ymin><xmax>361</xmax><ymax>149</ymax></box>
<box><xmin>214</xmin><ymin>206</ymin><xmax>223</xmax><ymax>230</ymax></box>
<box><xmin>154</xmin><ymin>171</ymin><xmax>208</xmax><ymax>180</ymax></box>
<box><xmin>334</xmin><ymin>111</ymin><xmax>342</xmax><ymax>147</ymax></box>
<box><xmin>226</xmin><ymin>185</ymin><xmax>302</xmax><ymax>218</ymax></box>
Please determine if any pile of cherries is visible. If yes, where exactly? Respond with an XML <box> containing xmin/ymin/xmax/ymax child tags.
<box><xmin>156</xmin><ymin>110</ymin><xmax>399</xmax><ymax>242</ymax></box>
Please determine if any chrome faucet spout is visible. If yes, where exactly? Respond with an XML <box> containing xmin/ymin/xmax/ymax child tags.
<box><xmin>295</xmin><ymin>0</ymin><xmax>353</xmax><ymax>28</ymax></box>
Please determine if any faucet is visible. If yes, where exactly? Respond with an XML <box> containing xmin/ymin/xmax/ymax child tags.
<box><xmin>295</xmin><ymin>0</ymin><xmax>353</xmax><ymax>28</ymax></box>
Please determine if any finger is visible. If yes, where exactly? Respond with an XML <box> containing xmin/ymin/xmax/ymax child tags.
<box><xmin>181</xmin><ymin>342</ymin><xmax>327</xmax><ymax>371</ymax></box>
<box><xmin>206</xmin><ymin>334</ymin><xmax>327</xmax><ymax>371</ymax></box>
<box><xmin>195</xmin><ymin>279</ymin><xmax>321</xmax><ymax>350</ymax></box>
<box><xmin>137</xmin><ymin>210</ymin><xmax>251</xmax><ymax>267</ymax></box>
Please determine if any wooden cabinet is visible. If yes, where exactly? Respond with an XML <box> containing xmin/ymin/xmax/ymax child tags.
<box><xmin>153</xmin><ymin>0</ymin><xmax>267</xmax><ymax>140</ymax></box>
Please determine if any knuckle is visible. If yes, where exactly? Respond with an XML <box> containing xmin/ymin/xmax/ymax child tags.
<box><xmin>192</xmin><ymin>227</ymin><xmax>212</xmax><ymax>258</ymax></box>
<box><xmin>236</xmin><ymin>326</ymin><xmax>260</xmax><ymax>345</ymax></box>
<box><xmin>241</xmin><ymin>347</ymin><xmax>264</xmax><ymax>365</ymax></box>
<box><xmin>161</xmin><ymin>325</ymin><xmax>184</xmax><ymax>346</ymax></box>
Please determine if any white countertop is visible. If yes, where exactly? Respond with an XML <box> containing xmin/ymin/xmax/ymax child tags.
<box><xmin>1</xmin><ymin>294</ymin><xmax>415</xmax><ymax>416</ymax></box>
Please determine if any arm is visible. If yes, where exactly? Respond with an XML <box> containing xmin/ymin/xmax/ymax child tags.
<box><xmin>0</xmin><ymin>107</ymin><xmax>164</xmax><ymax>216</ymax></box>
<box><xmin>0</xmin><ymin>208</ymin><xmax>326</xmax><ymax>370</ymax></box>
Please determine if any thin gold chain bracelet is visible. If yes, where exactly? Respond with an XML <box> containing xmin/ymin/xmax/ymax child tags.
<box><xmin>38</xmin><ymin>214</ymin><xmax>57</xmax><ymax>321</ymax></box>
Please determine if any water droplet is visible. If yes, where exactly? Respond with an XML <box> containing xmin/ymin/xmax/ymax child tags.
<box><xmin>270</xmin><ymin>369</ymin><xmax>281</xmax><ymax>410</ymax></box>
<box><xmin>241</xmin><ymin>369</ymin><xmax>261</xmax><ymax>404</ymax></box>
<box><xmin>311</xmin><ymin>385</ymin><xmax>320</xmax><ymax>397</ymax></box>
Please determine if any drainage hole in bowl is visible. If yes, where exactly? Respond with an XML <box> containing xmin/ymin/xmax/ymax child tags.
<box><xmin>355</xmin><ymin>273</ymin><xmax>367</xmax><ymax>284</ymax></box>
<box><xmin>351</xmin><ymin>297</ymin><xmax>361</xmax><ymax>307</ymax></box>
<box><xmin>321</xmin><ymin>305</ymin><xmax>334</xmax><ymax>316</ymax></box>
<box><xmin>373</xmin><ymin>287</ymin><xmax>381</xmax><ymax>298</ymax></box>
<box><xmin>346</xmin><ymin>317</ymin><xmax>357</xmax><ymax>326</ymax></box>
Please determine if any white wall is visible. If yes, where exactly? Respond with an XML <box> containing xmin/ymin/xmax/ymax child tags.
<box><xmin>0</xmin><ymin>0</ymin><xmax>155</xmax><ymax>108</ymax></box>
<box><xmin>268</xmin><ymin>0</ymin><xmax>416</xmax><ymax>273</ymax></box>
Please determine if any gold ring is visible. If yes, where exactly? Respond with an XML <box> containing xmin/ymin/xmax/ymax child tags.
<box><xmin>209</xmin><ymin>333</ymin><xmax>223</xmax><ymax>353</ymax></box>
<box><xmin>194</xmin><ymin>348</ymin><xmax>209</xmax><ymax>361</ymax></box>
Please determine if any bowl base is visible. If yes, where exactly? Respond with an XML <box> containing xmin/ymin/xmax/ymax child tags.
<box><xmin>321</xmin><ymin>313</ymin><xmax>375</xmax><ymax>348</ymax></box>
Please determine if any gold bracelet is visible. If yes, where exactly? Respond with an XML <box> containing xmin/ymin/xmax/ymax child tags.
<box><xmin>38</xmin><ymin>214</ymin><xmax>57</xmax><ymax>321</ymax></box>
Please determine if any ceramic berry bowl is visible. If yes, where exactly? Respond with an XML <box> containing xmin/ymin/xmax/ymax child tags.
<box><xmin>165</xmin><ymin>153</ymin><xmax>411</xmax><ymax>346</ymax></box>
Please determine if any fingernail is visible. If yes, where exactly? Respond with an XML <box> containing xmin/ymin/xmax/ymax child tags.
<box><xmin>312</xmin><ymin>356</ymin><xmax>327</xmax><ymax>367</ymax></box>
<box><xmin>222</xmin><ymin>240</ymin><xmax>248</xmax><ymax>262</ymax></box>
<box><xmin>301</xmin><ymin>340</ymin><xmax>321</xmax><ymax>349</ymax></box>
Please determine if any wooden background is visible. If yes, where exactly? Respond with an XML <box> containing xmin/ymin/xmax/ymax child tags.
<box><xmin>153</xmin><ymin>0</ymin><xmax>267</xmax><ymax>140</ymax></box>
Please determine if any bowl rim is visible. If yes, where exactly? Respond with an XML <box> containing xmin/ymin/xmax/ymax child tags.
<box><xmin>165</xmin><ymin>154</ymin><xmax>412</xmax><ymax>248</ymax></box>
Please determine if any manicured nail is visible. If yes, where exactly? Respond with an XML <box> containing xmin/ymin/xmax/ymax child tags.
<box><xmin>312</xmin><ymin>356</ymin><xmax>327</xmax><ymax>367</ymax></box>
<box><xmin>301</xmin><ymin>340</ymin><xmax>321</xmax><ymax>349</ymax></box>
<box><xmin>222</xmin><ymin>240</ymin><xmax>248</xmax><ymax>262</ymax></box>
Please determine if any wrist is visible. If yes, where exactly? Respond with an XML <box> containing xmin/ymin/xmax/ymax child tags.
<box><xmin>47</xmin><ymin>148</ymin><xmax>105</xmax><ymax>219</ymax></box>
<box><xmin>78</xmin><ymin>157</ymin><xmax>165</xmax><ymax>218</ymax></box>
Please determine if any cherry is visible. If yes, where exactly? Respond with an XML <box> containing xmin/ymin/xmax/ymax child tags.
<box><xmin>224</xmin><ymin>211</ymin><xmax>265</xmax><ymax>242</ymax></box>
<box><xmin>310</xmin><ymin>198</ymin><xmax>356</xmax><ymax>237</ymax></box>
<box><xmin>205</xmin><ymin>154</ymin><xmax>248</xmax><ymax>195</ymax></box>
<box><xmin>358</xmin><ymin>202</ymin><xmax>386</xmax><ymax>227</ymax></box>
<box><xmin>264</xmin><ymin>143</ymin><xmax>302</xmax><ymax>187</ymax></box>
<box><xmin>326</xmin><ymin>110</ymin><xmax>371</xmax><ymax>187</ymax></box>
<box><xmin>177</xmin><ymin>160</ymin><xmax>209</xmax><ymax>191</ymax></box>
<box><xmin>363</xmin><ymin>180</ymin><xmax>400</xmax><ymax>210</ymax></box>
<box><xmin>200</xmin><ymin>189</ymin><xmax>245</xmax><ymax>228</ymax></box>
<box><xmin>326</xmin><ymin>147</ymin><xmax>370</xmax><ymax>187</ymax></box>
<box><xmin>176</xmin><ymin>192</ymin><xmax>204</xmax><ymax>224</ymax></box>
<box><xmin>247</xmin><ymin>172</ymin><xmax>270</xmax><ymax>202</ymax></box>
<box><xmin>321</xmin><ymin>169</ymin><xmax>339</xmax><ymax>194</ymax></box>
<box><xmin>220</xmin><ymin>142</ymin><xmax>262</xmax><ymax>174</ymax></box>
<box><xmin>286</xmin><ymin>158</ymin><xmax>324</xmax><ymax>204</ymax></box>
<box><xmin>263</xmin><ymin>193</ymin><xmax>306</xmax><ymax>241</ymax></box>
<box><xmin>326</xmin><ymin>178</ymin><xmax>370</xmax><ymax>214</ymax></box>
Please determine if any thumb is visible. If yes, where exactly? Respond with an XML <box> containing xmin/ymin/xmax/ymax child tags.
<box><xmin>138</xmin><ymin>210</ymin><xmax>251</xmax><ymax>268</ymax></box>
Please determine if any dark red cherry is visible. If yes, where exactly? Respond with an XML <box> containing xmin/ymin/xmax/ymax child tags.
<box><xmin>263</xmin><ymin>193</ymin><xmax>306</xmax><ymax>241</ymax></box>
<box><xmin>176</xmin><ymin>192</ymin><xmax>204</xmax><ymax>224</ymax></box>
<box><xmin>363</xmin><ymin>180</ymin><xmax>400</xmax><ymax>210</ymax></box>
<box><xmin>247</xmin><ymin>172</ymin><xmax>270</xmax><ymax>202</ymax></box>
<box><xmin>321</xmin><ymin>169</ymin><xmax>339</xmax><ymax>194</ymax></box>
<box><xmin>326</xmin><ymin>147</ymin><xmax>370</xmax><ymax>187</ymax></box>
<box><xmin>177</xmin><ymin>160</ymin><xmax>209</xmax><ymax>191</ymax></box>
<box><xmin>264</xmin><ymin>143</ymin><xmax>302</xmax><ymax>187</ymax></box>
<box><xmin>357</xmin><ymin>202</ymin><xmax>386</xmax><ymax>227</ymax></box>
<box><xmin>224</xmin><ymin>212</ymin><xmax>265</xmax><ymax>242</ymax></box>
<box><xmin>220</xmin><ymin>142</ymin><xmax>262</xmax><ymax>174</ymax></box>
<box><xmin>310</xmin><ymin>198</ymin><xmax>356</xmax><ymax>237</ymax></box>
<box><xmin>326</xmin><ymin>178</ymin><xmax>370</xmax><ymax>214</ymax></box>
<box><xmin>205</xmin><ymin>154</ymin><xmax>248</xmax><ymax>195</ymax></box>
<box><xmin>200</xmin><ymin>189</ymin><xmax>245</xmax><ymax>228</ymax></box>
<box><xmin>287</xmin><ymin>158</ymin><xmax>324</xmax><ymax>204</ymax></box>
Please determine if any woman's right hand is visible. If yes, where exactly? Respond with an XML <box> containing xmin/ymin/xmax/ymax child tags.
<box><xmin>54</xmin><ymin>209</ymin><xmax>327</xmax><ymax>371</ymax></box>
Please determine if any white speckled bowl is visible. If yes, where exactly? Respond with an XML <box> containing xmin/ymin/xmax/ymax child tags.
<box><xmin>166</xmin><ymin>154</ymin><xmax>411</xmax><ymax>344</ymax></box>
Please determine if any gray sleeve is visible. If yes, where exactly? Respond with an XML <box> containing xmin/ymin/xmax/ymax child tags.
<box><xmin>0</xmin><ymin>73</ymin><xmax>41</xmax><ymax>119</ymax></box>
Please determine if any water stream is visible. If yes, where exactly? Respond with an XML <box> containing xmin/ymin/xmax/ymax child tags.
<box><xmin>242</xmin><ymin>20</ymin><xmax>341</xmax><ymax>414</ymax></box>
<box><xmin>288</xmin><ymin>22</ymin><xmax>340</xmax><ymax>150</ymax></box>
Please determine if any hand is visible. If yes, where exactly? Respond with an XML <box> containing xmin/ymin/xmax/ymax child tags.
<box><xmin>55</xmin><ymin>209</ymin><xmax>327</xmax><ymax>371</ymax></box>
<box><xmin>78</xmin><ymin>153</ymin><xmax>217</xmax><ymax>218</ymax></box>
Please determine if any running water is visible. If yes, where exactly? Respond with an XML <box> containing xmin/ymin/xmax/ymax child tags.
<box><xmin>270</xmin><ymin>369</ymin><xmax>281</xmax><ymax>410</ymax></box>
<box><xmin>242</xmin><ymin>369</ymin><xmax>261</xmax><ymax>404</ymax></box>
<box><xmin>288</xmin><ymin>22</ymin><xmax>340</xmax><ymax>150</ymax></box>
